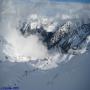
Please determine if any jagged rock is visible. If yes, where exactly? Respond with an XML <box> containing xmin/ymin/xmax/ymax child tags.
<box><xmin>19</xmin><ymin>18</ymin><xmax>90</xmax><ymax>54</ymax></box>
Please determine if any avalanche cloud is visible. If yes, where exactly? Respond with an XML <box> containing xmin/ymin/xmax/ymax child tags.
<box><xmin>0</xmin><ymin>0</ymin><xmax>90</xmax><ymax>70</ymax></box>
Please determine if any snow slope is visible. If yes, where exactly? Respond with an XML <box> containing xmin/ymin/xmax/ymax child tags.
<box><xmin>0</xmin><ymin>49</ymin><xmax>90</xmax><ymax>90</ymax></box>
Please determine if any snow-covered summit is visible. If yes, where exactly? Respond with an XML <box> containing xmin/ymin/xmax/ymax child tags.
<box><xmin>1</xmin><ymin>14</ymin><xmax>90</xmax><ymax>70</ymax></box>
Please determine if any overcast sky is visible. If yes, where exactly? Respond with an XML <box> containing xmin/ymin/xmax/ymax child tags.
<box><xmin>50</xmin><ymin>0</ymin><xmax>90</xmax><ymax>3</ymax></box>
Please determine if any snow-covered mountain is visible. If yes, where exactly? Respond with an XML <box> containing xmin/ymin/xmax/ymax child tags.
<box><xmin>19</xmin><ymin>15</ymin><xmax>90</xmax><ymax>55</ymax></box>
<box><xmin>5</xmin><ymin>15</ymin><xmax>88</xmax><ymax>70</ymax></box>
<box><xmin>0</xmin><ymin>14</ymin><xmax>90</xmax><ymax>70</ymax></box>
<box><xmin>0</xmin><ymin>1</ymin><xmax>90</xmax><ymax>90</ymax></box>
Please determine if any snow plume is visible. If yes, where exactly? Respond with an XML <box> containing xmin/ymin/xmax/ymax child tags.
<box><xmin>0</xmin><ymin>0</ymin><xmax>90</xmax><ymax>70</ymax></box>
<box><xmin>4</xmin><ymin>28</ymin><xmax>49</xmax><ymax>61</ymax></box>
<box><xmin>0</xmin><ymin>0</ymin><xmax>49</xmax><ymax>62</ymax></box>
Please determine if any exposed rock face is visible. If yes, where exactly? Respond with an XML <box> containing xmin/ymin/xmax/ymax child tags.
<box><xmin>19</xmin><ymin>18</ymin><xmax>90</xmax><ymax>55</ymax></box>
